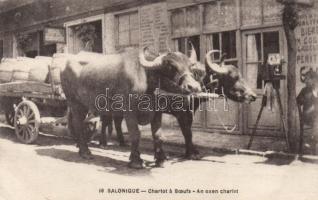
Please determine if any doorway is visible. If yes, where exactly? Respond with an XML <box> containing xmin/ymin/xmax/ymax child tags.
<box><xmin>242</xmin><ymin>28</ymin><xmax>287</xmax><ymax>136</ymax></box>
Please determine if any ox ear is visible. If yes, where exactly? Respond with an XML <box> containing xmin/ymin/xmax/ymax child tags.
<box><xmin>206</xmin><ymin>50</ymin><xmax>229</xmax><ymax>75</ymax></box>
<box><xmin>189</xmin><ymin>42</ymin><xmax>198</xmax><ymax>64</ymax></box>
<box><xmin>139</xmin><ymin>47</ymin><xmax>165</xmax><ymax>68</ymax></box>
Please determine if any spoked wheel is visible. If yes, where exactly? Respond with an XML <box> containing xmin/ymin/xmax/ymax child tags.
<box><xmin>14</xmin><ymin>100</ymin><xmax>40</xmax><ymax>144</ymax></box>
<box><xmin>5</xmin><ymin>108</ymin><xmax>15</xmax><ymax>126</ymax></box>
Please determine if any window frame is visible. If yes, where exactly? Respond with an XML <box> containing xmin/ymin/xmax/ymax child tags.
<box><xmin>205</xmin><ymin>30</ymin><xmax>238</xmax><ymax>65</ymax></box>
<box><xmin>242</xmin><ymin>28</ymin><xmax>285</xmax><ymax>92</ymax></box>
<box><xmin>64</xmin><ymin>14</ymin><xmax>105</xmax><ymax>54</ymax></box>
<box><xmin>115</xmin><ymin>11</ymin><xmax>139</xmax><ymax>49</ymax></box>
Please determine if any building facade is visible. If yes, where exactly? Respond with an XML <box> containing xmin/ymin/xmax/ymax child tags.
<box><xmin>0</xmin><ymin>0</ymin><xmax>317</xmax><ymax>136</ymax></box>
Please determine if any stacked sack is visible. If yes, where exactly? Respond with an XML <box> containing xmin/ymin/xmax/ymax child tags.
<box><xmin>0</xmin><ymin>53</ymin><xmax>71</xmax><ymax>84</ymax></box>
<box><xmin>0</xmin><ymin>58</ymin><xmax>19</xmax><ymax>83</ymax></box>
<box><xmin>29</xmin><ymin>56</ymin><xmax>52</xmax><ymax>82</ymax></box>
<box><xmin>0</xmin><ymin>56</ymin><xmax>52</xmax><ymax>83</ymax></box>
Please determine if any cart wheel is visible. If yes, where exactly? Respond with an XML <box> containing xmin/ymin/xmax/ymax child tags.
<box><xmin>14</xmin><ymin>100</ymin><xmax>40</xmax><ymax>144</ymax></box>
<box><xmin>5</xmin><ymin>108</ymin><xmax>15</xmax><ymax>126</ymax></box>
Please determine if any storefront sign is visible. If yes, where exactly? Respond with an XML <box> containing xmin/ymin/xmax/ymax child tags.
<box><xmin>295</xmin><ymin>5</ymin><xmax>318</xmax><ymax>93</ymax></box>
<box><xmin>44</xmin><ymin>27</ymin><xmax>65</xmax><ymax>44</ymax></box>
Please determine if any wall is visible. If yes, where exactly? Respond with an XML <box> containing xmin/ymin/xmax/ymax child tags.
<box><xmin>139</xmin><ymin>2</ymin><xmax>169</xmax><ymax>52</ymax></box>
<box><xmin>0</xmin><ymin>0</ymin><xmax>158</xmax><ymax>32</ymax></box>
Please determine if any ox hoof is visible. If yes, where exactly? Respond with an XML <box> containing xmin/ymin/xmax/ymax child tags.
<box><xmin>99</xmin><ymin>142</ymin><xmax>108</xmax><ymax>149</ymax></box>
<box><xmin>79</xmin><ymin>149</ymin><xmax>94</xmax><ymax>160</ymax></box>
<box><xmin>79</xmin><ymin>152</ymin><xmax>94</xmax><ymax>160</ymax></box>
<box><xmin>184</xmin><ymin>153</ymin><xmax>201</xmax><ymax>160</ymax></box>
<box><xmin>99</xmin><ymin>140</ymin><xmax>107</xmax><ymax>146</ymax></box>
<box><xmin>119</xmin><ymin>142</ymin><xmax>128</xmax><ymax>147</ymax></box>
<box><xmin>155</xmin><ymin>160</ymin><xmax>165</xmax><ymax>168</ymax></box>
<box><xmin>99</xmin><ymin>145</ymin><xmax>108</xmax><ymax>149</ymax></box>
<box><xmin>128</xmin><ymin>160</ymin><xmax>144</xmax><ymax>169</ymax></box>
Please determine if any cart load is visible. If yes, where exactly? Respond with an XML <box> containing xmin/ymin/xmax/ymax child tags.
<box><xmin>0</xmin><ymin>54</ymin><xmax>68</xmax><ymax>143</ymax></box>
<box><xmin>0</xmin><ymin>56</ymin><xmax>52</xmax><ymax>83</ymax></box>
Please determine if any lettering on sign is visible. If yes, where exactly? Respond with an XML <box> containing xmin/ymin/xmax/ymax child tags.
<box><xmin>295</xmin><ymin>7</ymin><xmax>318</xmax><ymax>92</ymax></box>
<box><xmin>44</xmin><ymin>27</ymin><xmax>66</xmax><ymax>44</ymax></box>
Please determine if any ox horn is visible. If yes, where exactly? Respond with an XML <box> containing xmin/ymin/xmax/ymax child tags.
<box><xmin>139</xmin><ymin>47</ymin><xmax>165</xmax><ymax>68</ymax></box>
<box><xmin>189</xmin><ymin>42</ymin><xmax>198</xmax><ymax>64</ymax></box>
<box><xmin>206</xmin><ymin>50</ymin><xmax>229</xmax><ymax>74</ymax></box>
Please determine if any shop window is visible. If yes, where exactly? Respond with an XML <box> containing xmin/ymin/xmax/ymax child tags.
<box><xmin>246</xmin><ymin>31</ymin><xmax>280</xmax><ymax>89</ymax></box>
<box><xmin>16</xmin><ymin>32</ymin><xmax>39</xmax><ymax>57</ymax></box>
<box><xmin>0</xmin><ymin>40</ymin><xmax>3</xmax><ymax>61</ymax></box>
<box><xmin>39</xmin><ymin>31</ymin><xmax>57</xmax><ymax>57</ymax></box>
<box><xmin>206</xmin><ymin>31</ymin><xmax>237</xmax><ymax>65</ymax></box>
<box><xmin>116</xmin><ymin>12</ymin><xmax>139</xmax><ymax>48</ymax></box>
<box><xmin>70</xmin><ymin>20</ymin><xmax>103</xmax><ymax>53</ymax></box>
<box><xmin>174</xmin><ymin>35</ymin><xmax>200</xmax><ymax>60</ymax></box>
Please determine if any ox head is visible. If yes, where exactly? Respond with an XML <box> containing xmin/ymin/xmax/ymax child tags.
<box><xmin>203</xmin><ymin>50</ymin><xmax>256</xmax><ymax>103</ymax></box>
<box><xmin>139</xmin><ymin>47</ymin><xmax>201</xmax><ymax>93</ymax></box>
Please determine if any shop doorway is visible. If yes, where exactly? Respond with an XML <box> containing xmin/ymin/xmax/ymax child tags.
<box><xmin>242</xmin><ymin>28</ymin><xmax>287</xmax><ymax>136</ymax></box>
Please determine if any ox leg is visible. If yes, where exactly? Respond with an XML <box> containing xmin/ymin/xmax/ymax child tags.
<box><xmin>67</xmin><ymin>109</ymin><xmax>77</xmax><ymax>141</ymax></box>
<box><xmin>125</xmin><ymin>113</ymin><xmax>143</xmax><ymax>169</ymax></box>
<box><xmin>108</xmin><ymin>120</ymin><xmax>113</xmax><ymax>137</ymax></box>
<box><xmin>114</xmin><ymin>115</ymin><xmax>125</xmax><ymax>146</ymax></box>
<box><xmin>99</xmin><ymin>115</ymin><xmax>112</xmax><ymax>147</ymax></box>
<box><xmin>176</xmin><ymin>112</ymin><xmax>200</xmax><ymax>160</ymax></box>
<box><xmin>70</xmin><ymin>103</ymin><xmax>92</xmax><ymax>159</ymax></box>
<box><xmin>312</xmin><ymin>122</ymin><xmax>318</xmax><ymax>155</ymax></box>
<box><xmin>151</xmin><ymin>113</ymin><xmax>166</xmax><ymax>167</ymax></box>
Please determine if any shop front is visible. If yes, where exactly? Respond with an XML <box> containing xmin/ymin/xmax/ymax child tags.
<box><xmin>167</xmin><ymin>0</ymin><xmax>289</xmax><ymax>136</ymax></box>
<box><xmin>14</xmin><ymin>27</ymin><xmax>66</xmax><ymax>58</ymax></box>
<box><xmin>49</xmin><ymin>0</ymin><xmax>318</xmax><ymax>136</ymax></box>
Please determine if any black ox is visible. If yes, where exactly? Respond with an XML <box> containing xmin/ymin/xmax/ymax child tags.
<box><xmin>60</xmin><ymin>48</ymin><xmax>202</xmax><ymax>168</ymax></box>
<box><xmin>99</xmin><ymin>47</ymin><xmax>257</xmax><ymax>160</ymax></box>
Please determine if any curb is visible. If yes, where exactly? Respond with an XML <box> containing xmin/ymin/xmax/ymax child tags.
<box><xmin>154</xmin><ymin>136</ymin><xmax>318</xmax><ymax>164</ymax></box>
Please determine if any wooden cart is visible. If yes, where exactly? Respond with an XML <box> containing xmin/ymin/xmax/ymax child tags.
<box><xmin>0</xmin><ymin>78</ymin><xmax>69</xmax><ymax>143</ymax></box>
<box><xmin>0</xmin><ymin>56</ymin><xmax>99</xmax><ymax>144</ymax></box>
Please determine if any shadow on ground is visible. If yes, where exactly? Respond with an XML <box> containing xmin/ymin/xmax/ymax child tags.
<box><xmin>35</xmin><ymin>147</ymin><xmax>155</xmax><ymax>176</ymax></box>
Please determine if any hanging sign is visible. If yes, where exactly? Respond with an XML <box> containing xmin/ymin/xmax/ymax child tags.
<box><xmin>44</xmin><ymin>27</ymin><xmax>65</xmax><ymax>44</ymax></box>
